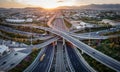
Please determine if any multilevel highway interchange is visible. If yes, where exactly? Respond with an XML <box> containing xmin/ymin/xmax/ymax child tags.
<box><xmin>0</xmin><ymin>13</ymin><xmax>120</xmax><ymax>72</ymax></box>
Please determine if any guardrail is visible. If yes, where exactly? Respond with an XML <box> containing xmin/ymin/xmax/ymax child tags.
<box><xmin>24</xmin><ymin>47</ymin><xmax>47</xmax><ymax>72</ymax></box>
<box><xmin>7</xmin><ymin>53</ymin><xmax>28</xmax><ymax>71</ymax></box>
<box><xmin>73</xmin><ymin>46</ymin><xmax>96</xmax><ymax>72</ymax></box>
<box><xmin>47</xmin><ymin>45</ymin><xmax>55</xmax><ymax>72</ymax></box>
<box><xmin>64</xmin><ymin>44</ymin><xmax>75</xmax><ymax>72</ymax></box>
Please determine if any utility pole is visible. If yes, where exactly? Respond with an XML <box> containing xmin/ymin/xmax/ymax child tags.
<box><xmin>30</xmin><ymin>27</ymin><xmax>33</xmax><ymax>46</ymax></box>
<box><xmin>81</xmin><ymin>50</ymin><xmax>84</xmax><ymax>54</ymax></box>
<box><xmin>31</xmin><ymin>35</ymin><xmax>33</xmax><ymax>46</ymax></box>
<box><xmin>88</xmin><ymin>27</ymin><xmax>91</xmax><ymax>46</ymax></box>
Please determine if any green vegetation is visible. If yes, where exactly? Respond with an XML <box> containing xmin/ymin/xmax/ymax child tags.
<box><xmin>13</xmin><ymin>26</ymin><xmax>45</xmax><ymax>34</ymax></box>
<box><xmin>79</xmin><ymin>17</ymin><xmax>112</xmax><ymax>27</ymax></box>
<box><xmin>9</xmin><ymin>48</ymin><xmax>41</xmax><ymax>72</ymax></box>
<box><xmin>80</xmin><ymin>17</ymin><xmax>100</xmax><ymax>22</ymax></box>
<box><xmin>36</xmin><ymin>23</ymin><xmax>49</xmax><ymax>27</ymax></box>
<box><xmin>83</xmin><ymin>37</ymin><xmax>120</xmax><ymax>61</ymax></box>
<box><xmin>75</xmin><ymin>26</ymin><xmax>112</xmax><ymax>34</ymax></box>
<box><xmin>99</xmin><ymin>11</ymin><xmax>120</xmax><ymax>21</ymax></box>
<box><xmin>79</xmin><ymin>37</ymin><xmax>120</xmax><ymax>72</ymax></box>
<box><xmin>0</xmin><ymin>23</ymin><xmax>46</xmax><ymax>34</ymax></box>
<box><xmin>0</xmin><ymin>35</ymin><xmax>43</xmax><ymax>45</ymax></box>
<box><xmin>79</xmin><ymin>17</ymin><xmax>101</xmax><ymax>25</ymax></box>
<box><xmin>64</xmin><ymin>19</ymin><xmax>72</xmax><ymax>29</ymax></box>
<box><xmin>0</xmin><ymin>30</ymin><xmax>43</xmax><ymax>45</ymax></box>
<box><xmin>103</xmin><ymin>31</ymin><xmax>120</xmax><ymax>36</ymax></box>
<box><xmin>82</xmin><ymin>53</ymin><xmax>115</xmax><ymax>72</ymax></box>
<box><xmin>0</xmin><ymin>30</ymin><xmax>29</xmax><ymax>38</ymax></box>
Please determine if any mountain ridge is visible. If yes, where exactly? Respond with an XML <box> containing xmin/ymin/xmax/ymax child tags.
<box><xmin>57</xmin><ymin>4</ymin><xmax>120</xmax><ymax>10</ymax></box>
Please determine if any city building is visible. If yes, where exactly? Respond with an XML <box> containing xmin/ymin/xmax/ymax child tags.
<box><xmin>101</xmin><ymin>19</ymin><xmax>120</xmax><ymax>26</ymax></box>
<box><xmin>5</xmin><ymin>18</ymin><xmax>33</xmax><ymax>23</ymax></box>
<box><xmin>0</xmin><ymin>45</ymin><xmax>10</xmax><ymax>57</ymax></box>
<box><xmin>5</xmin><ymin>18</ymin><xmax>25</xmax><ymax>23</ymax></box>
<box><xmin>71</xmin><ymin>21</ymin><xmax>94</xmax><ymax>29</ymax></box>
<box><xmin>26</xmin><ymin>18</ymin><xmax>33</xmax><ymax>22</ymax></box>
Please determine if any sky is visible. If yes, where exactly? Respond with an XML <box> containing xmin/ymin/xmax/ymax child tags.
<box><xmin>0</xmin><ymin>0</ymin><xmax>120</xmax><ymax>8</ymax></box>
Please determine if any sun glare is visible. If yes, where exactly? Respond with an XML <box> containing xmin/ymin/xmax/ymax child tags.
<box><xmin>16</xmin><ymin>0</ymin><xmax>76</xmax><ymax>9</ymax></box>
<box><xmin>41</xmin><ymin>2</ymin><xmax>59</xmax><ymax>9</ymax></box>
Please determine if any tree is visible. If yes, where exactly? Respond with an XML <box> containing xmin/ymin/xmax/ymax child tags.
<box><xmin>32</xmin><ymin>48</ymin><xmax>38</xmax><ymax>52</ymax></box>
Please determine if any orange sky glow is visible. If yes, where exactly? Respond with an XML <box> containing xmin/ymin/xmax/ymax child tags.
<box><xmin>0</xmin><ymin>0</ymin><xmax>120</xmax><ymax>8</ymax></box>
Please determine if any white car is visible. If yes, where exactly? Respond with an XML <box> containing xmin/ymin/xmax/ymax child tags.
<box><xmin>96</xmin><ymin>32</ymin><xmax>99</xmax><ymax>34</ymax></box>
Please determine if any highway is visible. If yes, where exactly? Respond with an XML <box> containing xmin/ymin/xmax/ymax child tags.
<box><xmin>0</xmin><ymin>36</ymin><xmax>58</xmax><ymax>72</ymax></box>
<box><xmin>73</xmin><ymin>45</ymin><xmax>96</xmax><ymax>72</ymax></box>
<box><xmin>0</xmin><ymin>25</ymin><xmax>53</xmax><ymax>40</ymax></box>
<box><xmin>46</xmin><ymin>15</ymin><xmax>120</xmax><ymax>71</ymax></box>
<box><xmin>71</xmin><ymin>34</ymin><xmax>108</xmax><ymax>39</ymax></box>
<box><xmin>53</xmin><ymin>18</ymin><xmax>68</xmax><ymax>31</ymax></box>
<box><xmin>0</xmin><ymin>25</ymin><xmax>32</xmax><ymax>37</ymax></box>
<box><xmin>0</xmin><ymin>31</ymin><xmax>52</xmax><ymax>43</ymax></box>
<box><xmin>55</xmin><ymin>41</ymin><xmax>66</xmax><ymax>72</ymax></box>
<box><xmin>71</xmin><ymin>34</ymin><xmax>120</xmax><ymax>40</ymax></box>
<box><xmin>18</xmin><ymin>36</ymin><xmax>59</xmax><ymax>53</ymax></box>
<box><xmin>20</xmin><ymin>17</ymin><xmax>120</xmax><ymax>71</ymax></box>
<box><xmin>29</xmin><ymin>44</ymin><xmax>54</xmax><ymax>72</ymax></box>
<box><xmin>24</xmin><ymin>46</ymin><xmax>47</xmax><ymax>72</ymax></box>
<box><xmin>71</xmin><ymin>27</ymin><xmax>120</xmax><ymax>39</ymax></box>
<box><xmin>66</xmin><ymin>43</ymin><xmax>91</xmax><ymax>72</ymax></box>
<box><xmin>31</xmin><ymin>36</ymin><xmax>53</xmax><ymax>41</ymax></box>
<box><xmin>49</xmin><ymin>14</ymin><xmax>95</xmax><ymax>72</ymax></box>
<box><xmin>1</xmin><ymin>13</ymin><xmax>119</xmax><ymax>72</ymax></box>
<box><xmin>0</xmin><ymin>51</ymin><xmax>27</xmax><ymax>71</ymax></box>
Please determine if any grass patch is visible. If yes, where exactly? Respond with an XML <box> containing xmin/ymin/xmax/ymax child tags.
<box><xmin>0</xmin><ymin>32</ymin><xmax>43</xmax><ymax>45</ymax></box>
<box><xmin>103</xmin><ymin>31</ymin><xmax>120</xmax><ymax>36</ymax></box>
<box><xmin>0</xmin><ymin>23</ymin><xmax>46</xmax><ymax>34</ymax></box>
<box><xmin>75</xmin><ymin>26</ymin><xmax>112</xmax><ymax>33</ymax></box>
<box><xmin>0</xmin><ymin>30</ymin><xmax>29</xmax><ymax>38</ymax></box>
<box><xmin>64</xmin><ymin>19</ymin><xmax>72</xmax><ymax>29</ymax></box>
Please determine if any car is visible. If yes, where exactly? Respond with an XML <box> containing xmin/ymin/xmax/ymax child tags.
<box><xmin>1</xmin><ymin>61</ymin><xmax>7</xmax><ymax>65</ymax></box>
<box><xmin>110</xmin><ymin>28</ymin><xmax>115</xmax><ymax>30</ymax></box>
<box><xmin>14</xmin><ymin>53</ymin><xmax>18</xmax><ymax>55</ymax></box>
<box><xmin>92</xmin><ymin>52</ymin><xmax>95</xmax><ymax>54</ymax></box>
<box><xmin>96</xmin><ymin>32</ymin><xmax>99</xmax><ymax>34</ymax></box>
<box><xmin>10</xmin><ymin>63</ymin><xmax>15</xmax><ymax>66</ymax></box>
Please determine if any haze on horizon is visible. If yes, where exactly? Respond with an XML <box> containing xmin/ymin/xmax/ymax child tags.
<box><xmin>0</xmin><ymin>0</ymin><xmax>120</xmax><ymax>9</ymax></box>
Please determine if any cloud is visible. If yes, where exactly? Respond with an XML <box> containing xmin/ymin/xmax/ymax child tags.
<box><xmin>76</xmin><ymin>0</ymin><xmax>120</xmax><ymax>5</ymax></box>
<box><xmin>0</xmin><ymin>0</ymin><xmax>120</xmax><ymax>8</ymax></box>
<box><xmin>0</xmin><ymin>0</ymin><xmax>32</xmax><ymax>8</ymax></box>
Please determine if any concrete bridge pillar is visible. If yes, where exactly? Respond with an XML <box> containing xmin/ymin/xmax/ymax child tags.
<box><xmin>63</xmin><ymin>39</ymin><xmax>65</xmax><ymax>45</ymax></box>
<box><xmin>81</xmin><ymin>50</ymin><xmax>84</xmax><ymax>54</ymax></box>
<box><xmin>55</xmin><ymin>41</ymin><xmax>57</xmax><ymax>45</ymax></box>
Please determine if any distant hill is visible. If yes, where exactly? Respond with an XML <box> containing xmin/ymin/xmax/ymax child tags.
<box><xmin>57</xmin><ymin>4</ymin><xmax>120</xmax><ymax>10</ymax></box>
